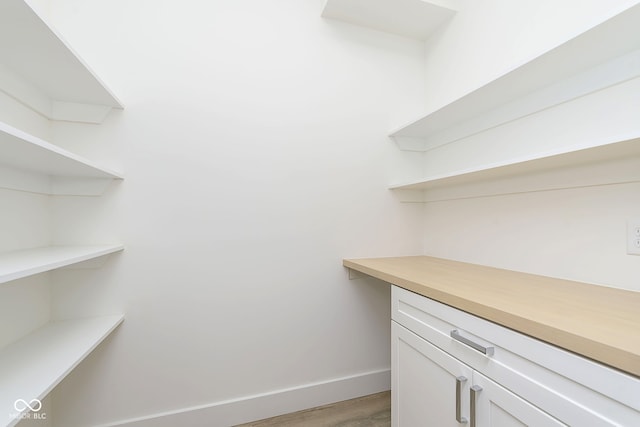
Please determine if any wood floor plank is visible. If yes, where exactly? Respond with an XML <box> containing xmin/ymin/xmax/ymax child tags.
<box><xmin>234</xmin><ymin>391</ymin><xmax>391</xmax><ymax>427</ymax></box>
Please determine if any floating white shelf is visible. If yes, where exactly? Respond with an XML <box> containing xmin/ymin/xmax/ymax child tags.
<box><xmin>0</xmin><ymin>315</ymin><xmax>124</xmax><ymax>427</ymax></box>
<box><xmin>0</xmin><ymin>121</ymin><xmax>123</xmax><ymax>195</ymax></box>
<box><xmin>391</xmin><ymin>137</ymin><xmax>640</xmax><ymax>201</ymax></box>
<box><xmin>321</xmin><ymin>0</ymin><xmax>459</xmax><ymax>40</ymax></box>
<box><xmin>0</xmin><ymin>245</ymin><xmax>124</xmax><ymax>284</ymax></box>
<box><xmin>390</xmin><ymin>2</ymin><xmax>640</xmax><ymax>151</ymax></box>
<box><xmin>0</xmin><ymin>0</ymin><xmax>123</xmax><ymax>123</ymax></box>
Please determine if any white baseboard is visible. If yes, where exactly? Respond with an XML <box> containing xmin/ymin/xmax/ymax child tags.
<box><xmin>97</xmin><ymin>369</ymin><xmax>390</xmax><ymax>427</ymax></box>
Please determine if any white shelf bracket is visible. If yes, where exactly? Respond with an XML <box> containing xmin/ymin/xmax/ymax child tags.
<box><xmin>52</xmin><ymin>177</ymin><xmax>117</xmax><ymax>196</ymax></box>
<box><xmin>391</xmin><ymin>188</ymin><xmax>426</xmax><ymax>203</ymax></box>
<box><xmin>51</xmin><ymin>101</ymin><xmax>113</xmax><ymax>124</ymax></box>
<box><xmin>390</xmin><ymin>136</ymin><xmax>430</xmax><ymax>152</ymax></box>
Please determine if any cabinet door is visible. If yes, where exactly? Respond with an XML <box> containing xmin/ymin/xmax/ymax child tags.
<box><xmin>471</xmin><ymin>371</ymin><xmax>566</xmax><ymax>427</ymax></box>
<box><xmin>393</xmin><ymin>285</ymin><xmax>639</xmax><ymax>426</ymax></box>
<box><xmin>392</xmin><ymin>321</ymin><xmax>473</xmax><ymax>427</ymax></box>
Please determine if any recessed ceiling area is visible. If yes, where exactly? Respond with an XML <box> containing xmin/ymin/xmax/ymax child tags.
<box><xmin>321</xmin><ymin>0</ymin><xmax>460</xmax><ymax>40</ymax></box>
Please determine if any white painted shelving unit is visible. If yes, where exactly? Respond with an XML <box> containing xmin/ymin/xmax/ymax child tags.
<box><xmin>0</xmin><ymin>121</ymin><xmax>123</xmax><ymax>195</ymax></box>
<box><xmin>0</xmin><ymin>315</ymin><xmax>124</xmax><ymax>427</ymax></box>
<box><xmin>0</xmin><ymin>0</ymin><xmax>123</xmax><ymax>123</ymax></box>
<box><xmin>321</xmin><ymin>0</ymin><xmax>459</xmax><ymax>40</ymax></box>
<box><xmin>0</xmin><ymin>1</ymin><xmax>124</xmax><ymax>425</ymax></box>
<box><xmin>0</xmin><ymin>245</ymin><xmax>125</xmax><ymax>284</ymax></box>
<box><xmin>389</xmin><ymin>3</ymin><xmax>640</xmax><ymax>152</ymax></box>
<box><xmin>386</xmin><ymin>2</ymin><xmax>640</xmax><ymax>201</ymax></box>
<box><xmin>391</xmin><ymin>136</ymin><xmax>640</xmax><ymax>201</ymax></box>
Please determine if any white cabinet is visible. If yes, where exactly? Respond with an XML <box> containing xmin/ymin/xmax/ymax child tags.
<box><xmin>393</xmin><ymin>322</ymin><xmax>565</xmax><ymax>426</ymax></box>
<box><xmin>393</xmin><ymin>321</ymin><xmax>472</xmax><ymax>426</ymax></box>
<box><xmin>471</xmin><ymin>371</ymin><xmax>564</xmax><ymax>427</ymax></box>
<box><xmin>392</xmin><ymin>285</ymin><xmax>640</xmax><ymax>427</ymax></box>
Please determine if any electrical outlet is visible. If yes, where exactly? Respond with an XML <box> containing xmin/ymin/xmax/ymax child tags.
<box><xmin>627</xmin><ymin>218</ymin><xmax>640</xmax><ymax>255</ymax></box>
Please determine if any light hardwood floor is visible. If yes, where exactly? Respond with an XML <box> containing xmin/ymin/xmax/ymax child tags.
<box><xmin>234</xmin><ymin>391</ymin><xmax>391</xmax><ymax>427</ymax></box>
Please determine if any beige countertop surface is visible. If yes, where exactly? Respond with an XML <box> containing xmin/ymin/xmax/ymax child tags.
<box><xmin>343</xmin><ymin>256</ymin><xmax>640</xmax><ymax>378</ymax></box>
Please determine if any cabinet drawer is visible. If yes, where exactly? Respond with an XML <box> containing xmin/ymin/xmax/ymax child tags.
<box><xmin>392</xmin><ymin>322</ymin><xmax>567</xmax><ymax>427</ymax></box>
<box><xmin>392</xmin><ymin>285</ymin><xmax>640</xmax><ymax>426</ymax></box>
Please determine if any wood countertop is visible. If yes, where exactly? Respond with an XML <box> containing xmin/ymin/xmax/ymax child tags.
<box><xmin>343</xmin><ymin>256</ymin><xmax>640</xmax><ymax>378</ymax></box>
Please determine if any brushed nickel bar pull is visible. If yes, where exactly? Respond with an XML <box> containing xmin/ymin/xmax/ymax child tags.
<box><xmin>451</xmin><ymin>330</ymin><xmax>495</xmax><ymax>356</ymax></box>
<box><xmin>456</xmin><ymin>376</ymin><xmax>468</xmax><ymax>424</ymax></box>
<box><xmin>470</xmin><ymin>385</ymin><xmax>482</xmax><ymax>427</ymax></box>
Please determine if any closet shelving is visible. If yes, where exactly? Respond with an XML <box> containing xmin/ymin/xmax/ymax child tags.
<box><xmin>389</xmin><ymin>2</ymin><xmax>640</xmax><ymax>152</ymax></box>
<box><xmin>0</xmin><ymin>245</ymin><xmax>125</xmax><ymax>284</ymax></box>
<box><xmin>390</xmin><ymin>136</ymin><xmax>640</xmax><ymax>201</ymax></box>
<box><xmin>0</xmin><ymin>0</ymin><xmax>123</xmax><ymax>123</ymax></box>
<box><xmin>321</xmin><ymin>0</ymin><xmax>459</xmax><ymax>40</ymax></box>
<box><xmin>0</xmin><ymin>315</ymin><xmax>124</xmax><ymax>426</ymax></box>
<box><xmin>388</xmin><ymin>2</ymin><xmax>640</xmax><ymax>201</ymax></box>
<box><xmin>0</xmin><ymin>1</ymin><xmax>124</xmax><ymax>424</ymax></box>
<box><xmin>0</xmin><ymin>121</ymin><xmax>123</xmax><ymax>195</ymax></box>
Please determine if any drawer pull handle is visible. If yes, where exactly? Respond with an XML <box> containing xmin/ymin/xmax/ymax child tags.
<box><xmin>470</xmin><ymin>385</ymin><xmax>482</xmax><ymax>427</ymax></box>
<box><xmin>451</xmin><ymin>330</ymin><xmax>494</xmax><ymax>356</ymax></box>
<box><xmin>455</xmin><ymin>376</ymin><xmax>468</xmax><ymax>424</ymax></box>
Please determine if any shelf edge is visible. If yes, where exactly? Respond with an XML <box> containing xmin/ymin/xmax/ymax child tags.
<box><xmin>0</xmin><ymin>245</ymin><xmax>125</xmax><ymax>284</ymax></box>
<box><xmin>389</xmin><ymin>3</ymin><xmax>640</xmax><ymax>151</ymax></box>
<box><xmin>388</xmin><ymin>135</ymin><xmax>640</xmax><ymax>201</ymax></box>
<box><xmin>0</xmin><ymin>0</ymin><xmax>124</xmax><ymax>124</ymax></box>
<box><xmin>0</xmin><ymin>314</ymin><xmax>124</xmax><ymax>427</ymax></box>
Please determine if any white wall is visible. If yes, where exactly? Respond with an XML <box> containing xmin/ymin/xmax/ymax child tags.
<box><xmin>0</xmin><ymin>187</ymin><xmax>51</xmax><ymax>349</ymax></box>
<box><xmin>0</xmin><ymin>88</ymin><xmax>53</xmax><ymax>349</ymax></box>
<box><xmin>43</xmin><ymin>0</ymin><xmax>425</xmax><ymax>425</ymax></box>
<box><xmin>6</xmin><ymin>1</ymin><xmax>636</xmax><ymax>425</ymax></box>
<box><xmin>418</xmin><ymin>0</ymin><xmax>640</xmax><ymax>290</ymax></box>
<box><xmin>0</xmin><ymin>86</ymin><xmax>54</xmax><ymax>427</ymax></box>
<box><xmin>421</xmin><ymin>0</ymin><xmax>640</xmax><ymax>112</ymax></box>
